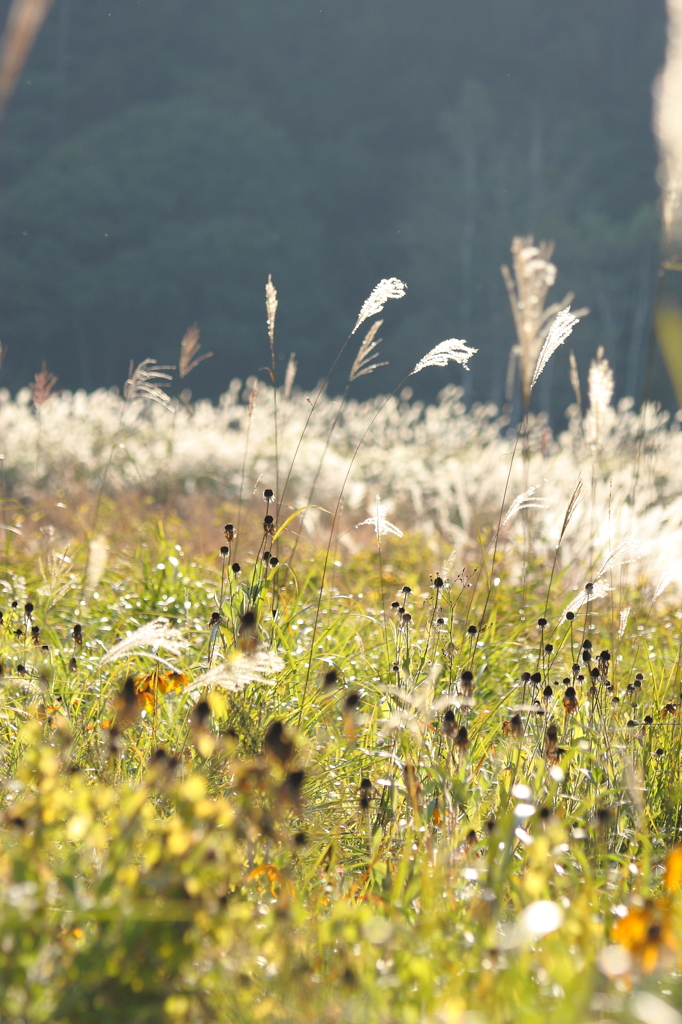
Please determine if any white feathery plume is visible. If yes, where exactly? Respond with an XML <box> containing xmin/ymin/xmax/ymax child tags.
<box><xmin>654</xmin><ymin>569</ymin><xmax>679</xmax><ymax>601</ymax></box>
<box><xmin>350</xmin><ymin>320</ymin><xmax>387</xmax><ymax>381</ymax></box>
<box><xmin>443</xmin><ymin>546</ymin><xmax>458</xmax><ymax>580</ymax></box>
<box><xmin>556</xmin><ymin>479</ymin><xmax>583</xmax><ymax>547</ymax></box>
<box><xmin>503</xmin><ymin>484</ymin><xmax>551</xmax><ymax>525</ymax></box>
<box><xmin>192</xmin><ymin>651</ymin><xmax>284</xmax><ymax>694</ymax></box>
<box><xmin>618</xmin><ymin>606</ymin><xmax>630</xmax><ymax>640</ymax></box>
<box><xmin>101</xmin><ymin>618</ymin><xmax>189</xmax><ymax>665</ymax></box>
<box><xmin>356</xmin><ymin>496</ymin><xmax>403</xmax><ymax>538</ymax></box>
<box><xmin>411</xmin><ymin>339</ymin><xmax>478</xmax><ymax>375</ymax></box>
<box><xmin>283</xmin><ymin>352</ymin><xmax>297</xmax><ymax>399</ymax></box>
<box><xmin>564</xmin><ymin>579</ymin><xmax>611</xmax><ymax>618</ymax></box>
<box><xmin>531</xmin><ymin>306</ymin><xmax>581</xmax><ymax>389</ymax></box>
<box><xmin>124</xmin><ymin>359</ymin><xmax>174</xmax><ymax>406</ymax></box>
<box><xmin>596</xmin><ymin>534</ymin><xmax>641</xmax><ymax>580</ymax></box>
<box><xmin>586</xmin><ymin>347</ymin><xmax>614</xmax><ymax>451</ymax></box>
<box><xmin>265</xmin><ymin>274</ymin><xmax>278</xmax><ymax>348</ymax></box>
<box><xmin>352</xmin><ymin>278</ymin><xmax>407</xmax><ymax>334</ymax></box>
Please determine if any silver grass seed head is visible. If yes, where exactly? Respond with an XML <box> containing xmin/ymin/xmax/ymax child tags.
<box><xmin>352</xmin><ymin>278</ymin><xmax>407</xmax><ymax>335</ymax></box>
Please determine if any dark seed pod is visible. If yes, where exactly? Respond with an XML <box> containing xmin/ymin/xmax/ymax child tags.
<box><xmin>359</xmin><ymin>777</ymin><xmax>373</xmax><ymax>810</ymax></box>
<box><xmin>322</xmin><ymin>668</ymin><xmax>339</xmax><ymax>690</ymax></box>
<box><xmin>264</xmin><ymin>720</ymin><xmax>294</xmax><ymax>764</ymax></box>
<box><xmin>191</xmin><ymin>700</ymin><xmax>211</xmax><ymax>730</ymax></box>
<box><xmin>510</xmin><ymin>713</ymin><xmax>523</xmax><ymax>738</ymax></box>
<box><xmin>442</xmin><ymin>708</ymin><xmax>457</xmax><ymax>737</ymax></box>
<box><xmin>454</xmin><ymin>726</ymin><xmax>469</xmax><ymax>750</ymax></box>
<box><xmin>343</xmin><ymin>691</ymin><xmax>360</xmax><ymax>712</ymax></box>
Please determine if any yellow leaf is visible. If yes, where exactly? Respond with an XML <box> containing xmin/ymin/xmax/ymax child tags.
<box><xmin>272</xmin><ymin>505</ymin><xmax>328</xmax><ymax>543</ymax></box>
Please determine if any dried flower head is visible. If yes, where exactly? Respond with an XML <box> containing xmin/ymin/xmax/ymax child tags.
<box><xmin>350</xmin><ymin>320</ymin><xmax>388</xmax><ymax>382</ymax></box>
<box><xmin>179</xmin><ymin>324</ymin><xmax>212</xmax><ymax>379</ymax></box>
<box><xmin>124</xmin><ymin>358</ymin><xmax>174</xmax><ymax>406</ymax></box>
<box><xmin>265</xmin><ymin>274</ymin><xmax>278</xmax><ymax>348</ymax></box>
<box><xmin>30</xmin><ymin>362</ymin><xmax>59</xmax><ymax>407</ymax></box>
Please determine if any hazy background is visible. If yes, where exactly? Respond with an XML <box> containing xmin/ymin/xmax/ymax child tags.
<box><xmin>0</xmin><ymin>0</ymin><xmax>668</xmax><ymax>414</ymax></box>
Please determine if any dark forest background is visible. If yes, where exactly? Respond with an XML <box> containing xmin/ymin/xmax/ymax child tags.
<box><xmin>0</xmin><ymin>0</ymin><xmax>668</xmax><ymax>413</ymax></box>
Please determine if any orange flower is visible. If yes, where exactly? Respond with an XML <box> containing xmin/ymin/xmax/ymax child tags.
<box><xmin>612</xmin><ymin>847</ymin><xmax>682</xmax><ymax>972</ymax></box>
<box><xmin>132</xmin><ymin>670</ymin><xmax>188</xmax><ymax>712</ymax></box>
<box><xmin>158</xmin><ymin>671</ymin><xmax>188</xmax><ymax>695</ymax></box>
<box><xmin>612</xmin><ymin>899</ymin><xmax>677</xmax><ymax>972</ymax></box>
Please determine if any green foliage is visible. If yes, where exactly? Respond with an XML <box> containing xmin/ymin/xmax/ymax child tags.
<box><xmin>0</xmin><ymin>511</ymin><xmax>681</xmax><ymax>1022</ymax></box>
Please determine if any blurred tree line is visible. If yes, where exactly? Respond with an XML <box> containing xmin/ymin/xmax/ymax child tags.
<box><xmin>0</xmin><ymin>0</ymin><xmax>667</xmax><ymax>413</ymax></box>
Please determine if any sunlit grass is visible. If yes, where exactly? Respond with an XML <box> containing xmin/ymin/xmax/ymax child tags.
<box><xmin>0</xmin><ymin>492</ymin><xmax>682</xmax><ymax>1024</ymax></box>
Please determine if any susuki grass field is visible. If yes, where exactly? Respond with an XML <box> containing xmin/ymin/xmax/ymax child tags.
<box><xmin>3</xmin><ymin>263</ymin><xmax>682</xmax><ymax>1024</ymax></box>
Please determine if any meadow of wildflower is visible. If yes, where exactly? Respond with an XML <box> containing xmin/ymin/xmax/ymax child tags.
<box><xmin>2</xmin><ymin>254</ymin><xmax>682</xmax><ymax>1024</ymax></box>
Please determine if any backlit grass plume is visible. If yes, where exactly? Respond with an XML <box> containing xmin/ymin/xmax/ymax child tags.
<box><xmin>101</xmin><ymin>618</ymin><xmax>189</xmax><ymax>665</ymax></box>
<box><xmin>350</xmin><ymin>320</ymin><xmax>387</xmax><ymax>382</ymax></box>
<box><xmin>411</xmin><ymin>338</ymin><xmax>477</xmax><ymax>374</ymax></box>
<box><xmin>124</xmin><ymin>358</ymin><xmax>174</xmax><ymax>406</ymax></box>
<box><xmin>192</xmin><ymin>651</ymin><xmax>285</xmax><ymax>693</ymax></box>
<box><xmin>531</xmin><ymin>305</ymin><xmax>585</xmax><ymax>390</ymax></box>
<box><xmin>179</xmin><ymin>324</ymin><xmax>212</xmax><ymax>379</ymax></box>
<box><xmin>356</xmin><ymin>496</ymin><xmax>403</xmax><ymax>537</ymax></box>
<box><xmin>503</xmin><ymin>483</ymin><xmax>551</xmax><ymax>525</ymax></box>
<box><xmin>586</xmin><ymin>346</ymin><xmax>615</xmax><ymax>454</ymax></box>
<box><xmin>352</xmin><ymin>277</ymin><xmax>407</xmax><ymax>334</ymax></box>
<box><xmin>502</xmin><ymin>236</ymin><xmax>574</xmax><ymax>409</ymax></box>
<box><xmin>266</xmin><ymin>274</ymin><xmax>278</xmax><ymax>349</ymax></box>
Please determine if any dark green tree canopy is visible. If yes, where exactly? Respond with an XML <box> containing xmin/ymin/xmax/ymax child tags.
<box><xmin>0</xmin><ymin>0</ymin><xmax>667</xmax><ymax>411</ymax></box>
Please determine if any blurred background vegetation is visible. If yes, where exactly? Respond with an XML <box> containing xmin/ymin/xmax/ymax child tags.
<box><xmin>0</xmin><ymin>0</ymin><xmax>667</xmax><ymax>415</ymax></box>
